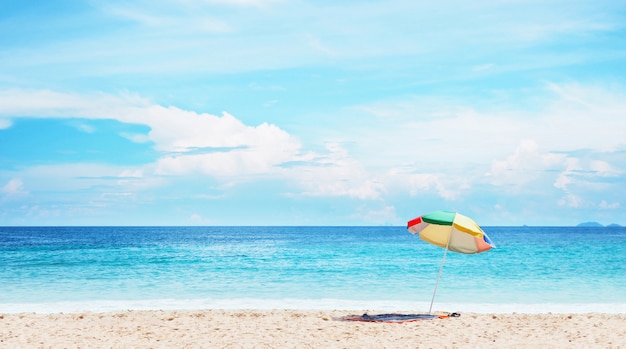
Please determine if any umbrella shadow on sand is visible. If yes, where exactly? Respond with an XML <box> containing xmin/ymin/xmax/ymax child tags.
<box><xmin>338</xmin><ymin>312</ymin><xmax>461</xmax><ymax>323</ymax></box>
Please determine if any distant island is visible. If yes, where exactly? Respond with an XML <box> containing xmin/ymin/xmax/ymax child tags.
<box><xmin>577</xmin><ymin>222</ymin><xmax>622</xmax><ymax>227</ymax></box>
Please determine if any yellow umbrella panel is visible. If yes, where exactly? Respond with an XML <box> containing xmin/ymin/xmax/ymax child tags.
<box><xmin>408</xmin><ymin>211</ymin><xmax>494</xmax><ymax>254</ymax></box>
<box><xmin>407</xmin><ymin>210</ymin><xmax>495</xmax><ymax>314</ymax></box>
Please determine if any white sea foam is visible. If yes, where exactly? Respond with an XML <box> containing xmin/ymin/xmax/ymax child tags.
<box><xmin>1</xmin><ymin>298</ymin><xmax>625</xmax><ymax>314</ymax></box>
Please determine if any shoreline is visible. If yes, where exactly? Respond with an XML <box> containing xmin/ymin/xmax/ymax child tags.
<box><xmin>2</xmin><ymin>309</ymin><xmax>625</xmax><ymax>348</ymax></box>
<box><xmin>3</xmin><ymin>299</ymin><xmax>626</xmax><ymax>315</ymax></box>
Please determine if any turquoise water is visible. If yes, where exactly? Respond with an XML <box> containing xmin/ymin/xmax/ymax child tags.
<box><xmin>1</xmin><ymin>226</ymin><xmax>625</xmax><ymax>313</ymax></box>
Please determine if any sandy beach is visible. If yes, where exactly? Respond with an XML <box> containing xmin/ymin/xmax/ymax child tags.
<box><xmin>1</xmin><ymin>310</ymin><xmax>625</xmax><ymax>348</ymax></box>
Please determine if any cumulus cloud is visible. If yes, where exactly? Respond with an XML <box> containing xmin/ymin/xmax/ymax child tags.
<box><xmin>283</xmin><ymin>142</ymin><xmax>384</xmax><ymax>200</ymax></box>
<box><xmin>344</xmin><ymin>82</ymin><xmax>626</xmax><ymax>208</ymax></box>
<box><xmin>554</xmin><ymin>157</ymin><xmax>621</xmax><ymax>194</ymax></box>
<box><xmin>0</xmin><ymin>89</ymin><xmax>379</xmax><ymax>200</ymax></box>
<box><xmin>559</xmin><ymin>193</ymin><xmax>583</xmax><ymax>208</ymax></box>
<box><xmin>1</xmin><ymin>179</ymin><xmax>28</xmax><ymax>199</ymax></box>
<box><xmin>3</xmin><ymin>81</ymin><xmax>626</xmax><ymax>210</ymax></box>
<box><xmin>490</xmin><ymin>140</ymin><xmax>567</xmax><ymax>188</ymax></box>
<box><xmin>150</xmin><ymin>112</ymin><xmax>303</xmax><ymax>177</ymax></box>
<box><xmin>407</xmin><ymin>173</ymin><xmax>466</xmax><ymax>201</ymax></box>
<box><xmin>354</xmin><ymin>82</ymin><xmax>626</xmax><ymax>160</ymax></box>
<box><xmin>0</xmin><ymin>89</ymin><xmax>303</xmax><ymax>179</ymax></box>
<box><xmin>589</xmin><ymin>160</ymin><xmax>618</xmax><ymax>177</ymax></box>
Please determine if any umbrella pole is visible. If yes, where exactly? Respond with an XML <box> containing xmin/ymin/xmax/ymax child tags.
<box><xmin>428</xmin><ymin>234</ymin><xmax>451</xmax><ymax>315</ymax></box>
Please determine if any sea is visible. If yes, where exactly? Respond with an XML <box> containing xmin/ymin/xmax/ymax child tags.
<box><xmin>1</xmin><ymin>226</ymin><xmax>625</xmax><ymax>314</ymax></box>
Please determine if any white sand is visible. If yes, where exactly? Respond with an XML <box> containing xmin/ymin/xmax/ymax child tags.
<box><xmin>1</xmin><ymin>310</ymin><xmax>625</xmax><ymax>348</ymax></box>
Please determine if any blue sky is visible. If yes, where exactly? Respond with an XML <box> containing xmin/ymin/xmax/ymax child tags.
<box><xmin>1</xmin><ymin>0</ymin><xmax>625</xmax><ymax>226</ymax></box>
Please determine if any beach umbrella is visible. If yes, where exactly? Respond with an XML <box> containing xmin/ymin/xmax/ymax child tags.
<box><xmin>407</xmin><ymin>210</ymin><xmax>495</xmax><ymax>314</ymax></box>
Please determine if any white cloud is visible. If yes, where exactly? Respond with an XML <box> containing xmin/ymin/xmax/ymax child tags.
<box><xmin>0</xmin><ymin>89</ymin><xmax>151</xmax><ymax>118</ymax></box>
<box><xmin>2</xmin><ymin>80</ymin><xmax>626</xmax><ymax>210</ymax></box>
<box><xmin>599</xmin><ymin>200</ymin><xmax>620</xmax><ymax>209</ymax></box>
<box><xmin>546</xmin><ymin>154</ymin><xmax>624</xmax><ymax>215</ymax></box>
<box><xmin>2</xmin><ymin>0</ymin><xmax>621</xmax><ymax>82</ymax></box>
<box><xmin>553</xmin><ymin>159</ymin><xmax>578</xmax><ymax>191</ymax></box>
<box><xmin>1</xmin><ymin>179</ymin><xmax>29</xmax><ymax>199</ymax></box>
<box><xmin>0</xmin><ymin>89</ymin><xmax>383</xmax><ymax>200</ymax></box>
<box><xmin>73</xmin><ymin>122</ymin><xmax>95</xmax><ymax>133</ymax></box>
<box><xmin>189</xmin><ymin>213</ymin><xmax>209</xmax><ymax>225</ymax></box>
<box><xmin>589</xmin><ymin>160</ymin><xmax>619</xmax><ymax>177</ymax></box>
<box><xmin>559</xmin><ymin>193</ymin><xmax>583</xmax><ymax>208</ymax></box>
<box><xmin>120</xmin><ymin>132</ymin><xmax>151</xmax><ymax>144</ymax></box>
<box><xmin>15</xmin><ymin>163</ymin><xmax>162</xmax><ymax>195</ymax></box>
<box><xmin>0</xmin><ymin>89</ymin><xmax>303</xmax><ymax>178</ymax></box>
<box><xmin>351</xmin><ymin>82</ymin><xmax>626</xmax><ymax>162</ymax></box>
<box><xmin>543</xmin><ymin>82</ymin><xmax>626</xmax><ymax>151</ymax></box>
<box><xmin>152</xmin><ymin>113</ymin><xmax>302</xmax><ymax>177</ymax></box>
<box><xmin>554</xmin><ymin>157</ymin><xmax>621</xmax><ymax>193</ymax></box>
<box><xmin>284</xmin><ymin>142</ymin><xmax>384</xmax><ymax>200</ymax></box>
<box><xmin>25</xmin><ymin>205</ymin><xmax>61</xmax><ymax>219</ymax></box>
<box><xmin>143</xmin><ymin>109</ymin><xmax>298</xmax><ymax>153</ymax></box>
<box><xmin>406</xmin><ymin>173</ymin><xmax>464</xmax><ymax>201</ymax></box>
<box><xmin>0</xmin><ymin>119</ymin><xmax>11</xmax><ymax>129</ymax></box>
<box><xmin>490</xmin><ymin>140</ymin><xmax>567</xmax><ymax>189</ymax></box>
<box><xmin>118</xmin><ymin>169</ymin><xmax>144</xmax><ymax>178</ymax></box>
<box><xmin>325</xmin><ymin>81</ymin><xmax>626</xmax><ymax>207</ymax></box>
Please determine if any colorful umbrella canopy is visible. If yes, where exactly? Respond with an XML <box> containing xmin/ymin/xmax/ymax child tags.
<box><xmin>407</xmin><ymin>210</ymin><xmax>495</xmax><ymax>254</ymax></box>
<box><xmin>407</xmin><ymin>210</ymin><xmax>495</xmax><ymax>314</ymax></box>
